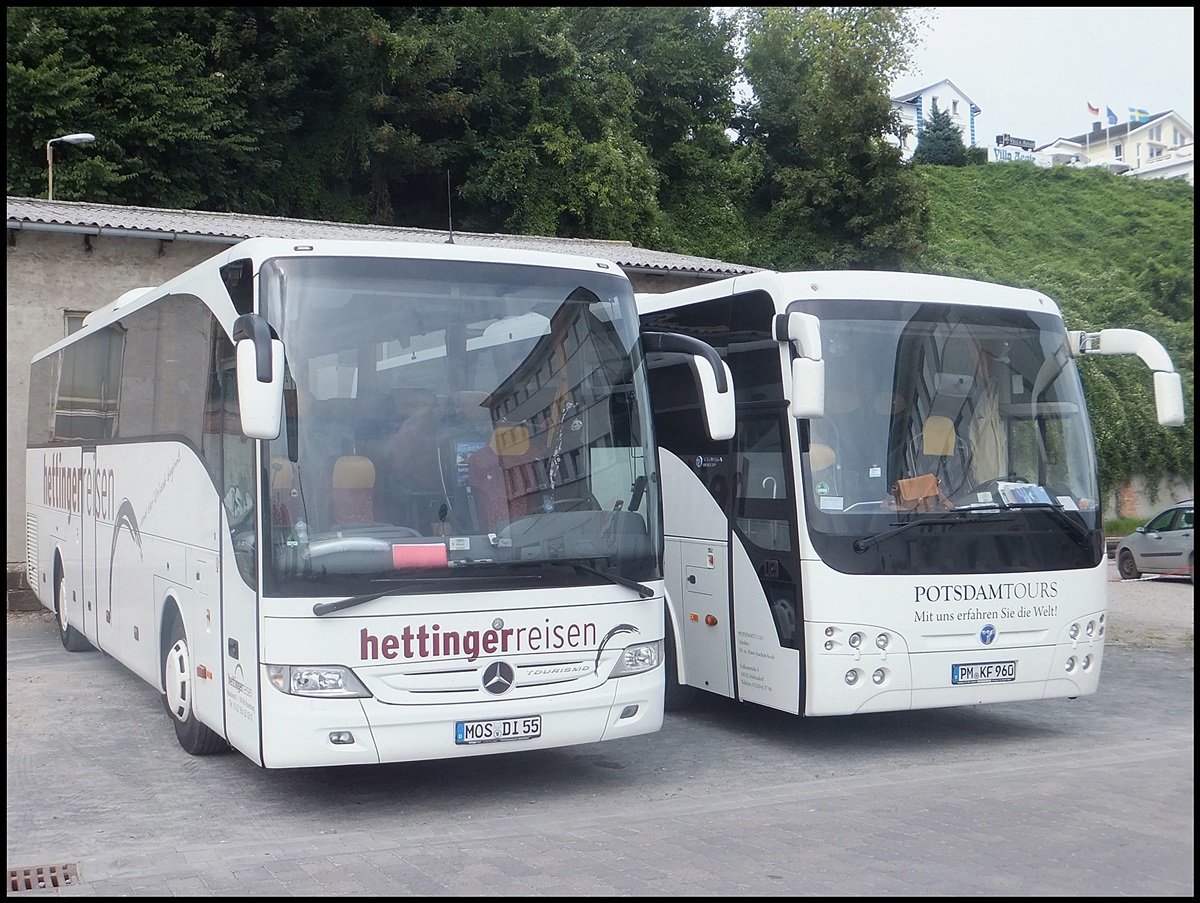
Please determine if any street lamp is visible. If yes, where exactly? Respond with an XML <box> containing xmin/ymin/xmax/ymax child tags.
<box><xmin>46</xmin><ymin>132</ymin><xmax>95</xmax><ymax>201</ymax></box>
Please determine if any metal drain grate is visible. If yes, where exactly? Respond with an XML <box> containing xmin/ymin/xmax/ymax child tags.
<box><xmin>8</xmin><ymin>863</ymin><xmax>81</xmax><ymax>893</ymax></box>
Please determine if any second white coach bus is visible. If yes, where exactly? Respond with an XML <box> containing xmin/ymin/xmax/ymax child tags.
<box><xmin>25</xmin><ymin>237</ymin><xmax>733</xmax><ymax>768</ymax></box>
<box><xmin>637</xmin><ymin>270</ymin><xmax>1185</xmax><ymax>716</ymax></box>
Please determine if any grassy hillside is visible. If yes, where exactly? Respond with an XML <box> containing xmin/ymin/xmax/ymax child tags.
<box><xmin>908</xmin><ymin>163</ymin><xmax>1194</xmax><ymax>500</ymax></box>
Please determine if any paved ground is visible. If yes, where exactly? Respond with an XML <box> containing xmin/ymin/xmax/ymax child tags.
<box><xmin>6</xmin><ymin>561</ymin><xmax>1192</xmax><ymax>897</ymax></box>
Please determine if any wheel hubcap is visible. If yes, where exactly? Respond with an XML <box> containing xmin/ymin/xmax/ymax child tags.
<box><xmin>165</xmin><ymin>638</ymin><xmax>193</xmax><ymax>721</ymax></box>
<box><xmin>57</xmin><ymin>577</ymin><xmax>68</xmax><ymax>632</ymax></box>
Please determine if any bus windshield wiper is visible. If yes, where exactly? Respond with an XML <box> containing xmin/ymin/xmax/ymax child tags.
<box><xmin>566</xmin><ymin>560</ymin><xmax>655</xmax><ymax>598</ymax></box>
<box><xmin>1007</xmin><ymin>502</ymin><xmax>1094</xmax><ymax>545</ymax></box>
<box><xmin>852</xmin><ymin>507</ymin><xmax>1012</xmax><ymax>553</ymax></box>
<box><xmin>313</xmin><ymin>583</ymin><xmax>420</xmax><ymax>616</ymax></box>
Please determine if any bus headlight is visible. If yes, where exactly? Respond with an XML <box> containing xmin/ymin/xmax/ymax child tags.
<box><xmin>266</xmin><ymin>664</ymin><xmax>371</xmax><ymax>698</ymax></box>
<box><xmin>610</xmin><ymin>640</ymin><xmax>662</xmax><ymax>676</ymax></box>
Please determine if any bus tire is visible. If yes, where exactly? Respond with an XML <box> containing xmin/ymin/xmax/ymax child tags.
<box><xmin>55</xmin><ymin>566</ymin><xmax>92</xmax><ymax>653</ymax></box>
<box><xmin>663</xmin><ymin>612</ymin><xmax>697</xmax><ymax>712</ymax></box>
<box><xmin>162</xmin><ymin>613</ymin><xmax>227</xmax><ymax>756</ymax></box>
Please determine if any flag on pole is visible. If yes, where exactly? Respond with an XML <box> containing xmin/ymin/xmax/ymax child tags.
<box><xmin>1087</xmin><ymin>102</ymin><xmax>1100</xmax><ymax>116</ymax></box>
<box><xmin>1128</xmin><ymin>108</ymin><xmax>1150</xmax><ymax>122</ymax></box>
<box><xmin>1106</xmin><ymin>107</ymin><xmax>1118</xmax><ymax>126</ymax></box>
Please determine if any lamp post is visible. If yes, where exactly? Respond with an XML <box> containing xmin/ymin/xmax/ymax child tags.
<box><xmin>46</xmin><ymin>132</ymin><xmax>95</xmax><ymax>200</ymax></box>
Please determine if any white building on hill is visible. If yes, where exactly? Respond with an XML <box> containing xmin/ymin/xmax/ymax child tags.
<box><xmin>1038</xmin><ymin>112</ymin><xmax>1193</xmax><ymax>184</ymax></box>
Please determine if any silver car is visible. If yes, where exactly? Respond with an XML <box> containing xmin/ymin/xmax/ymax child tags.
<box><xmin>1116</xmin><ymin>499</ymin><xmax>1194</xmax><ymax>584</ymax></box>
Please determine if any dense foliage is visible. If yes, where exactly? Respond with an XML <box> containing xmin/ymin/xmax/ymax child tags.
<box><xmin>6</xmin><ymin>5</ymin><xmax>1193</xmax><ymax>494</ymax></box>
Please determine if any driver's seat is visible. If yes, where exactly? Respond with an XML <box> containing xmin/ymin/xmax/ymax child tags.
<box><xmin>921</xmin><ymin>416</ymin><xmax>969</xmax><ymax>497</ymax></box>
<box><xmin>333</xmin><ymin>454</ymin><xmax>376</xmax><ymax>525</ymax></box>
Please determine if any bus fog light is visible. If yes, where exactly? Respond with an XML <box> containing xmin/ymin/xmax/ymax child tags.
<box><xmin>871</xmin><ymin>668</ymin><xmax>886</xmax><ymax>685</ymax></box>
<box><xmin>266</xmin><ymin>664</ymin><xmax>371</xmax><ymax>698</ymax></box>
<box><xmin>1082</xmin><ymin>654</ymin><xmax>1093</xmax><ymax>671</ymax></box>
<box><xmin>1069</xmin><ymin>623</ymin><xmax>1079</xmax><ymax>639</ymax></box>
<box><xmin>875</xmin><ymin>633</ymin><xmax>889</xmax><ymax>650</ymax></box>
<box><xmin>848</xmin><ymin>632</ymin><xmax>863</xmax><ymax>649</ymax></box>
<box><xmin>1065</xmin><ymin>656</ymin><xmax>1077</xmax><ymax>673</ymax></box>
<box><xmin>619</xmin><ymin>705</ymin><xmax>639</xmax><ymax>719</ymax></box>
<box><xmin>329</xmin><ymin>731</ymin><xmax>355</xmax><ymax>745</ymax></box>
<box><xmin>825</xmin><ymin>640</ymin><xmax>835</xmax><ymax>650</ymax></box>
<box><xmin>611</xmin><ymin>640</ymin><xmax>662</xmax><ymax>676</ymax></box>
<box><xmin>844</xmin><ymin>669</ymin><xmax>860</xmax><ymax>686</ymax></box>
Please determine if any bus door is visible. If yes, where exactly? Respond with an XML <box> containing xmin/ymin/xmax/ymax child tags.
<box><xmin>729</xmin><ymin>410</ymin><xmax>802</xmax><ymax>714</ymax></box>
<box><xmin>210</xmin><ymin>354</ymin><xmax>262</xmax><ymax>762</ymax></box>
<box><xmin>81</xmin><ymin>448</ymin><xmax>102</xmax><ymax>645</ymax></box>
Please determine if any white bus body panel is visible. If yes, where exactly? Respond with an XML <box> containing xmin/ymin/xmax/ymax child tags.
<box><xmin>28</xmin><ymin>443</ymin><xmax>227</xmax><ymax>709</ymax></box>
<box><xmin>800</xmin><ymin>556</ymin><xmax>1106</xmax><ymax>715</ymax></box>
<box><xmin>257</xmin><ymin>587</ymin><xmax>664</xmax><ymax>768</ymax></box>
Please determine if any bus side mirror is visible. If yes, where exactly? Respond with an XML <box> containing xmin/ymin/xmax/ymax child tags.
<box><xmin>1153</xmin><ymin>371</ymin><xmax>1185</xmax><ymax>427</ymax></box>
<box><xmin>775</xmin><ymin>312</ymin><xmax>825</xmax><ymax>420</ymax></box>
<box><xmin>1068</xmin><ymin>328</ymin><xmax>1185</xmax><ymax>427</ymax></box>
<box><xmin>697</xmin><ymin>357</ymin><xmax>736</xmax><ymax>441</ymax></box>
<box><xmin>790</xmin><ymin>357</ymin><xmax>825</xmax><ymax>419</ymax></box>
<box><xmin>641</xmin><ymin>331</ymin><xmax>736</xmax><ymax>441</ymax></box>
<box><xmin>233</xmin><ymin>313</ymin><xmax>284</xmax><ymax>440</ymax></box>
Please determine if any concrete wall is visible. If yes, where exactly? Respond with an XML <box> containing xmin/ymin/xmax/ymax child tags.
<box><xmin>1106</xmin><ymin>474</ymin><xmax>1195</xmax><ymax>523</ymax></box>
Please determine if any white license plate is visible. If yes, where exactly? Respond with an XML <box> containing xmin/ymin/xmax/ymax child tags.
<box><xmin>951</xmin><ymin>661</ymin><xmax>1017</xmax><ymax>685</ymax></box>
<box><xmin>455</xmin><ymin>715</ymin><xmax>542</xmax><ymax>745</ymax></box>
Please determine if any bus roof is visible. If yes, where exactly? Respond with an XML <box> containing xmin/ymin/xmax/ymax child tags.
<box><xmin>32</xmin><ymin>237</ymin><xmax>632</xmax><ymax>362</ymax></box>
<box><xmin>637</xmin><ymin>269</ymin><xmax>1062</xmax><ymax>318</ymax></box>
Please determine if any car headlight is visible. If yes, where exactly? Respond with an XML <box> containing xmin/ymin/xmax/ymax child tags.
<box><xmin>266</xmin><ymin>664</ymin><xmax>372</xmax><ymax>698</ymax></box>
<box><xmin>610</xmin><ymin>640</ymin><xmax>662</xmax><ymax>676</ymax></box>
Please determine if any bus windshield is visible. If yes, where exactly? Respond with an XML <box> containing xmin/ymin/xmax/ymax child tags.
<box><xmin>259</xmin><ymin>255</ymin><xmax>658</xmax><ymax>597</ymax></box>
<box><xmin>794</xmin><ymin>299</ymin><xmax>1101</xmax><ymax>536</ymax></box>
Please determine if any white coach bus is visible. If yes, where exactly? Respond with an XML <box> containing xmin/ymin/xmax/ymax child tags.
<box><xmin>25</xmin><ymin>237</ymin><xmax>733</xmax><ymax>768</ymax></box>
<box><xmin>637</xmin><ymin>270</ymin><xmax>1185</xmax><ymax>716</ymax></box>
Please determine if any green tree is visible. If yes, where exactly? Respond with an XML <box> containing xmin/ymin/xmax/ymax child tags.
<box><xmin>557</xmin><ymin>7</ymin><xmax>752</xmax><ymax>260</ymax></box>
<box><xmin>432</xmin><ymin>7</ymin><xmax>664</xmax><ymax>243</ymax></box>
<box><xmin>735</xmin><ymin>6</ymin><xmax>931</xmax><ymax>270</ymax></box>
<box><xmin>912</xmin><ymin>99</ymin><xmax>967</xmax><ymax>166</ymax></box>
<box><xmin>7</xmin><ymin>6</ymin><xmax>257</xmax><ymax>207</ymax></box>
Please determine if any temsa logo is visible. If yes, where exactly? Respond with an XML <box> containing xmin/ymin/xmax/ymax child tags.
<box><xmin>360</xmin><ymin>620</ymin><xmax>598</xmax><ymax>662</ymax></box>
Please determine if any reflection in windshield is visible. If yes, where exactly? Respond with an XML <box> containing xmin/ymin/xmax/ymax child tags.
<box><xmin>257</xmin><ymin>256</ymin><xmax>659</xmax><ymax>597</ymax></box>
<box><xmin>798</xmin><ymin>300</ymin><xmax>1100</xmax><ymax>528</ymax></box>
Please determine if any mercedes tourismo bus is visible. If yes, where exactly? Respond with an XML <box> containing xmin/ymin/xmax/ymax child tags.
<box><xmin>25</xmin><ymin>237</ymin><xmax>733</xmax><ymax>768</ymax></box>
<box><xmin>636</xmin><ymin>270</ymin><xmax>1185</xmax><ymax>716</ymax></box>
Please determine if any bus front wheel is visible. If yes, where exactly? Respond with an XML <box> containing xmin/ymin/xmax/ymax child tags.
<box><xmin>162</xmin><ymin>613</ymin><xmax>227</xmax><ymax>756</ymax></box>
<box><xmin>54</xmin><ymin>567</ymin><xmax>92</xmax><ymax>653</ymax></box>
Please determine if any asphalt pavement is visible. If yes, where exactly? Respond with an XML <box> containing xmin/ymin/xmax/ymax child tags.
<box><xmin>6</xmin><ymin>565</ymin><xmax>1193</xmax><ymax>897</ymax></box>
